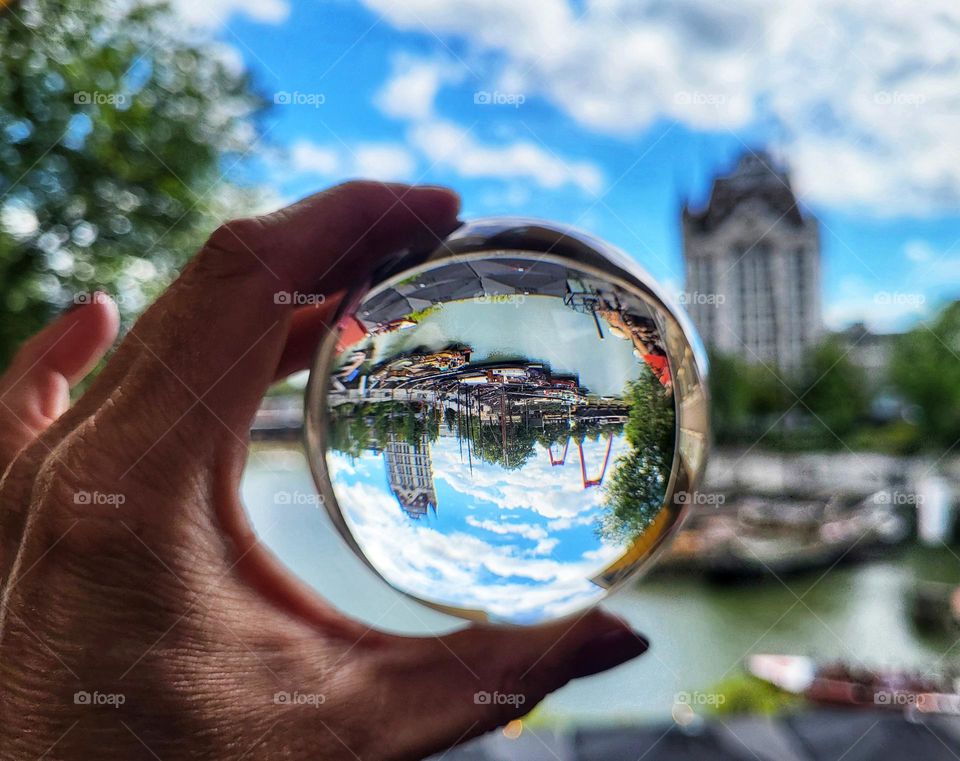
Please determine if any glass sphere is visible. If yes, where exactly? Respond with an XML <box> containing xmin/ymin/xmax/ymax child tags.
<box><xmin>305</xmin><ymin>218</ymin><xmax>708</xmax><ymax>625</ymax></box>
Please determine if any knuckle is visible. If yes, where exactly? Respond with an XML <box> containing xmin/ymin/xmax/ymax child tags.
<box><xmin>197</xmin><ymin>217</ymin><xmax>274</xmax><ymax>282</ymax></box>
<box><xmin>205</xmin><ymin>217</ymin><xmax>266</xmax><ymax>254</ymax></box>
<box><xmin>310</xmin><ymin>180</ymin><xmax>396</xmax><ymax>230</ymax></box>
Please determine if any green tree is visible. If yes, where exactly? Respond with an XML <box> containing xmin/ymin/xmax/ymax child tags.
<box><xmin>798</xmin><ymin>337</ymin><xmax>869</xmax><ymax>438</ymax></box>
<box><xmin>890</xmin><ymin>301</ymin><xmax>960</xmax><ymax>447</ymax></box>
<box><xmin>598</xmin><ymin>367</ymin><xmax>675</xmax><ymax>543</ymax></box>
<box><xmin>467</xmin><ymin>417</ymin><xmax>538</xmax><ymax>470</ymax></box>
<box><xmin>0</xmin><ymin>0</ymin><xmax>263</xmax><ymax>365</ymax></box>
<box><xmin>708</xmin><ymin>350</ymin><xmax>792</xmax><ymax>443</ymax></box>
<box><xmin>707</xmin><ymin>350</ymin><xmax>754</xmax><ymax>441</ymax></box>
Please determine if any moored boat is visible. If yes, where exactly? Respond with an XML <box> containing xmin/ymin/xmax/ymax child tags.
<box><xmin>748</xmin><ymin>654</ymin><xmax>960</xmax><ymax>714</ymax></box>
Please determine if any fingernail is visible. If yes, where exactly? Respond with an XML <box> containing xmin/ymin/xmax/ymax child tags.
<box><xmin>65</xmin><ymin>292</ymin><xmax>110</xmax><ymax>314</ymax></box>
<box><xmin>601</xmin><ymin>627</ymin><xmax>650</xmax><ymax>656</ymax></box>
<box><xmin>572</xmin><ymin>628</ymin><xmax>649</xmax><ymax>679</ymax></box>
<box><xmin>593</xmin><ymin>612</ymin><xmax>634</xmax><ymax>635</ymax></box>
<box><xmin>412</xmin><ymin>185</ymin><xmax>461</xmax><ymax>214</ymax></box>
<box><xmin>414</xmin><ymin>183</ymin><xmax>458</xmax><ymax>195</ymax></box>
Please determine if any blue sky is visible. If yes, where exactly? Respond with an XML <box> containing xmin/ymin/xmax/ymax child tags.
<box><xmin>178</xmin><ymin>0</ymin><xmax>960</xmax><ymax>333</ymax></box>
<box><xmin>328</xmin><ymin>437</ymin><xmax>626</xmax><ymax>624</ymax></box>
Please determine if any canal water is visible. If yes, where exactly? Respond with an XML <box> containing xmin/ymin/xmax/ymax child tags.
<box><xmin>242</xmin><ymin>444</ymin><xmax>960</xmax><ymax>724</ymax></box>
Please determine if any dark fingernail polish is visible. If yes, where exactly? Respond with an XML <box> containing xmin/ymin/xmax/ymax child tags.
<box><xmin>604</xmin><ymin>628</ymin><xmax>649</xmax><ymax>656</ymax></box>
<box><xmin>572</xmin><ymin>629</ymin><xmax>649</xmax><ymax>679</ymax></box>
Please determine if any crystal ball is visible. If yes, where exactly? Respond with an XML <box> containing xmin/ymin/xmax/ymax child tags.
<box><xmin>305</xmin><ymin>218</ymin><xmax>708</xmax><ymax>624</ymax></box>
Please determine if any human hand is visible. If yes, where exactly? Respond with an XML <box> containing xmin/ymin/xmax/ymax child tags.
<box><xmin>0</xmin><ymin>182</ymin><xmax>648</xmax><ymax>761</ymax></box>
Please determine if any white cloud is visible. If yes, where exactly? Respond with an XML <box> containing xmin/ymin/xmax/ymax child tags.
<box><xmin>479</xmin><ymin>181</ymin><xmax>532</xmax><ymax>209</ymax></box>
<box><xmin>431</xmin><ymin>438</ymin><xmax>632</xmax><ymax>521</ymax></box>
<box><xmin>353</xmin><ymin>144</ymin><xmax>418</xmax><ymax>180</ymax></box>
<box><xmin>333</xmin><ymin>473</ymin><xmax>619</xmax><ymax>622</ymax></box>
<box><xmin>825</xmin><ymin>276</ymin><xmax>930</xmax><ymax>332</ymax></box>
<box><xmin>284</xmin><ymin>115</ymin><xmax>600</xmax><ymax>193</ymax></box>
<box><xmin>286</xmin><ymin>139</ymin><xmax>417</xmax><ymax>182</ymax></box>
<box><xmin>904</xmin><ymin>240</ymin><xmax>934</xmax><ymax>264</ymax></box>
<box><xmin>410</xmin><ymin>118</ymin><xmax>603</xmax><ymax>194</ymax></box>
<box><xmin>375</xmin><ymin>55</ymin><xmax>461</xmax><ymax>120</ymax></box>
<box><xmin>362</xmin><ymin>0</ymin><xmax>960</xmax><ymax>215</ymax></box>
<box><xmin>372</xmin><ymin>51</ymin><xmax>605</xmax><ymax>194</ymax></box>
<box><xmin>464</xmin><ymin>515</ymin><xmax>548</xmax><ymax>541</ymax></box>
<box><xmin>167</xmin><ymin>0</ymin><xmax>290</xmax><ymax>28</ymax></box>
<box><xmin>290</xmin><ymin>141</ymin><xmax>340</xmax><ymax>175</ymax></box>
<box><xmin>463</xmin><ymin>516</ymin><xmax>562</xmax><ymax>556</ymax></box>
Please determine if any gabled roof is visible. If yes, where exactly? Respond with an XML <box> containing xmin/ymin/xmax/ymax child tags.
<box><xmin>684</xmin><ymin>151</ymin><xmax>809</xmax><ymax>233</ymax></box>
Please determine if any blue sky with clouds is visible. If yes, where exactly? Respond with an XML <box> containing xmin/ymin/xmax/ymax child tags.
<box><xmin>178</xmin><ymin>0</ymin><xmax>960</xmax><ymax>333</ymax></box>
<box><xmin>328</xmin><ymin>440</ymin><xmax>626</xmax><ymax>624</ymax></box>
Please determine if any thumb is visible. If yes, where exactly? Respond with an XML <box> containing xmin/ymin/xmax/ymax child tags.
<box><xmin>0</xmin><ymin>295</ymin><xmax>119</xmax><ymax>464</ymax></box>
<box><xmin>360</xmin><ymin>609</ymin><xmax>649</xmax><ymax>760</ymax></box>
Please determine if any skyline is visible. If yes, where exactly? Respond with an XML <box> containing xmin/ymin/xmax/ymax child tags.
<box><xmin>172</xmin><ymin>0</ymin><xmax>960</xmax><ymax>334</ymax></box>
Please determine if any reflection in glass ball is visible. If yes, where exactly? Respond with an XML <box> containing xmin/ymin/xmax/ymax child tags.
<box><xmin>306</xmin><ymin>219</ymin><xmax>708</xmax><ymax>625</ymax></box>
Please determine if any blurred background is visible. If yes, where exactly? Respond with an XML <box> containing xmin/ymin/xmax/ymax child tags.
<box><xmin>3</xmin><ymin>0</ymin><xmax>960</xmax><ymax>757</ymax></box>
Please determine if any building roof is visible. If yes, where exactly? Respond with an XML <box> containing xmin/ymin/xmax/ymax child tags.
<box><xmin>683</xmin><ymin>151</ymin><xmax>809</xmax><ymax>233</ymax></box>
<box><xmin>396</xmin><ymin>491</ymin><xmax>437</xmax><ymax>519</ymax></box>
<box><xmin>834</xmin><ymin>321</ymin><xmax>900</xmax><ymax>347</ymax></box>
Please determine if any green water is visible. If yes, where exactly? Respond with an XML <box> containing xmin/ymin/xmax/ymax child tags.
<box><xmin>583</xmin><ymin>544</ymin><xmax>960</xmax><ymax>722</ymax></box>
<box><xmin>242</xmin><ymin>444</ymin><xmax>960</xmax><ymax>723</ymax></box>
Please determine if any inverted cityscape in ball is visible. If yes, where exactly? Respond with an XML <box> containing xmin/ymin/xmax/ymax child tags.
<box><xmin>305</xmin><ymin>218</ymin><xmax>708</xmax><ymax>625</ymax></box>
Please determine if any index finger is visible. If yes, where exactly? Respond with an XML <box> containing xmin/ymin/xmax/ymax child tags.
<box><xmin>78</xmin><ymin>181</ymin><xmax>460</xmax><ymax>475</ymax></box>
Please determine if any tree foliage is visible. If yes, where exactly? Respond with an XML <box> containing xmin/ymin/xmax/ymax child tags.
<box><xmin>709</xmin><ymin>339</ymin><xmax>872</xmax><ymax>447</ymax></box>
<box><xmin>327</xmin><ymin>396</ymin><xmax>627</xmax><ymax>471</ymax></box>
<box><xmin>0</xmin><ymin>0</ymin><xmax>263</xmax><ymax>365</ymax></box>
<box><xmin>598</xmin><ymin>367</ymin><xmax>675</xmax><ymax>544</ymax></box>
<box><xmin>890</xmin><ymin>301</ymin><xmax>960</xmax><ymax>447</ymax></box>
<box><xmin>798</xmin><ymin>336</ymin><xmax>869</xmax><ymax>438</ymax></box>
<box><xmin>708</xmin><ymin>350</ymin><xmax>791</xmax><ymax>444</ymax></box>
